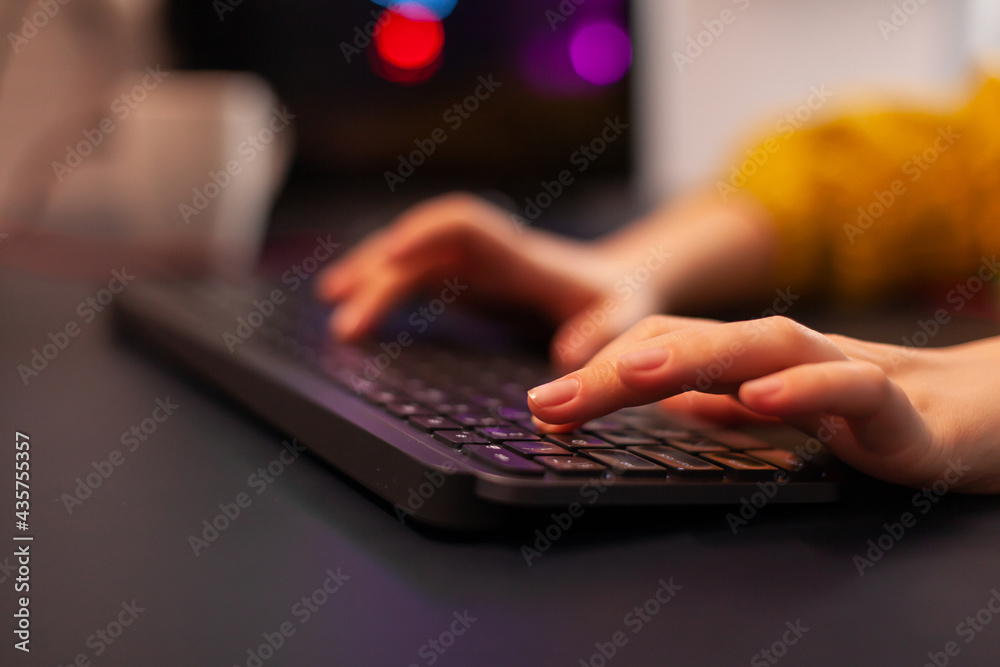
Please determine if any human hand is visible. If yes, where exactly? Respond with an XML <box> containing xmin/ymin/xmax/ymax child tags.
<box><xmin>316</xmin><ymin>192</ymin><xmax>669</xmax><ymax>369</ymax></box>
<box><xmin>527</xmin><ymin>315</ymin><xmax>1000</xmax><ymax>493</ymax></box>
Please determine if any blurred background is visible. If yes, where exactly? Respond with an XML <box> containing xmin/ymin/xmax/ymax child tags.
<box><xmin>1</xmin><ymin>0</ymin><xmax>998</xmax><ymax>273</ymax></box>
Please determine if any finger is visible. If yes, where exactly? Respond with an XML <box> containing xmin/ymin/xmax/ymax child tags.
<box><xmin>656</xmin><ymin>393</ymin><xmax>783</xmax><ymax>427</ymax></box>
<box><xmin>316</xmin><ymin>227</ymin><xmax>394</xmax><ymax>301</ymax></box>
<box><xmin>329</xmin><ymin>264</ymin><xmax>438</xmax><ymax>340</ymax></box>
<box><xmin>551</xmin><ymin>293</ymin><xmax>675</xmax><ymax>372</ymax></box>
<box><xmin>529</xmin><ymin>316</ymin><xmax>847</xmax><ymax>426</ymax></box>
<box><xmin>562</xmin><ymin>313</ymin><xmax>720</xmax><ymax>372</ymax></box>
<box><xmin>738</xmin><ymin>360</ymin><xmax>930</xmax><ymax>463</ymax></box>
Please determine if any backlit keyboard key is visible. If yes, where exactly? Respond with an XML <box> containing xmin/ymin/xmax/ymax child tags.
<box><xmin>465</xmin><ymin>445</ymin><xmax>545</xmax><ymax>476</ymax></box>
<box><xmin>584</xmin><ymin>450</ymin><xmax>665</xmax><ymax>476</ymax></box>
<box><xmin>478</xmin><ymin>426</ymin><xmax>540</xmax><ymax>442</ymax></box>
<box><xmin>746</xmin><ymin>449</ymin><xmax>805</xmax><ymax>472</ymax></box>
<box><xmin>702</xmin><ymin>431</ymin><xmax>770</xmax><ymax>450</ymax></box>
<box><xmin>628</xmin><ymin>446</ymin><xmax>723</xmax><ymax>475</ymax></box>
<box><xmin>546</xmin><ymin>433</ymin><xmax>614</xmax><ymax>449</ymax></box>
<box><xmin>409</xmin><ymin>415</ymin><xmax>462</xmax><ymax>432</ymax></box>
<box><xmin>699</xmin><ymin>452</ymin><xmax>779</xmax><ymax>478</ymax></box>
<box><xmin>433</xmin><ymin>430</ymin><xmax>488</xmax><ymax>448</ymax></box>
<box><xmin>504</xmin><ymin>441</ymin><xmax>571</xmax><ymax>457</ymax></box>
<box><xmin>535</xmin><ymin>456</ymin><xmax>607</xmax><ymax>475</ymax></box>
<box><xmin>665</xmin><ymin>438</ymin><xmax>729</xmax><ymax>454</ymax></box>
<box><xmin>590</xmin><ymin>429</ymin><xmax>660</xmax><ymax>447</ymax></box>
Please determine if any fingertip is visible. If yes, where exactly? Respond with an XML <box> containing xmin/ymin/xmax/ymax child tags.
<box><xmin>316</xmin><ymin>267</ymin><xmax>349</xmax><ymax>301</ymax></box>
<box><xmin>330</xmin><ymin>304</ymin><xmax>363</xmax><ymax>341</ymax></box>
<box><xmin>530</xmin><ymin>415</ymin><xmax>579</xmax><ymax>434</ymax></box>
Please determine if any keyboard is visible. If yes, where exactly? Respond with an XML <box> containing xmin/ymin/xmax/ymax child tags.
<box><xmin>114</xmin><ymin>280</ymin><xmax>841</xmax><ymax>530</ymax></box>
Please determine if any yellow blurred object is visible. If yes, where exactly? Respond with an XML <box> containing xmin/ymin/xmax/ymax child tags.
<box><xmin>727</xmin><ymin>71</ymin><xmax>1000</xmax><ymax>304</ymax></box>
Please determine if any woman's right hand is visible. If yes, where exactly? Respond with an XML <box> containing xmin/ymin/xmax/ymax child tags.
<box><xmin>315</xmin><ymin>192</ymin><xmax>668</xmax><ymax>370</ymax></box>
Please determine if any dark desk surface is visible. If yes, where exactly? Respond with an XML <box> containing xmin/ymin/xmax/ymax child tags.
<box><xmin>3</xmin><ymin>267</ymin><xmax>1000</xmax><ymax>667</ymax></box>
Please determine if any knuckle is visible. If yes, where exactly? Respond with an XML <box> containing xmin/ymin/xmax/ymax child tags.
<box><xmin>632</xmin><ymin>315</ymin><xmax>672</xmax><ymax>340</ymax></box>
<box><xmin>584</xmin><ymin>359</ymin><xmax>622</xmax><ymax>393</ymax></box>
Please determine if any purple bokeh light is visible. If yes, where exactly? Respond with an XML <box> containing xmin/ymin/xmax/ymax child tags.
<box><xmin>569</xmin><ymin>22</ymin><xmax>632</xmax><ymax>86</ymax></box>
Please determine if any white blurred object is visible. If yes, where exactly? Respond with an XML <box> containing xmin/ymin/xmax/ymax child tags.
<box><xmin>43</xmin><ymin>71</ymin><xmax>293</xmax><ymax>275</ymax></box>
<box><xmin>634</xmin><ymin>0</ymin><xmax>977</xmax><ymax>204</ymax></box>
<box><xmin>0</xmin><ymin>0</ymin><xmax>291</xmax><ymax>275</ymax></box>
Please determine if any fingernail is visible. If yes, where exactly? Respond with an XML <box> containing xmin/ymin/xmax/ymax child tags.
<box><xmin>745</xmin><ymin>377</ymin><xmax>783</xmax><ymax>397</ymax></box>
<box><xmin>619</xmin><ymin>347</ymin><xmax>669</xmax><ymax>371</ymax></box>
<box><xmin>528</xmin><ymin>376</ymin><xmax>580</xmax><ymax>409</ymax></box>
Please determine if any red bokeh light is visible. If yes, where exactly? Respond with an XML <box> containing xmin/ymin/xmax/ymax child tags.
<box><xmin>374</xmin><ymin>8</ymin><xmax>444</xmax><ymax>71</ymax></box>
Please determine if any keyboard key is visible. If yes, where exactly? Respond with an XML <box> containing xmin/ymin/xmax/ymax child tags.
<box><xmin>584</xmin><ymin>450</ymin><xmax>665</xmax><ymax>476</ymax></box>
<box><xmin>583</xmin><ymin>417</ymin><xmax>625</xmax><ymax>430</ymax></box>
<box><xmin>702</xmin><ymin>430</ymin><xmax>770</xmax><ymax>450</ymax></box>
<box><xmin>504</xmin><ymin>441</ymin><xmax>571</xmax><ymax>457</ymax></box>
<box><xmin>433</xmin><ymin>430</ymin><xmax>488</xmax><ymax>448</ymax></box>
<box><xmin>496</xmin><ymin>405</ymin><xmax>531</xmax><ymax>420</ymax></box>
<box><xmin>628</xmin><ymin>446</ymin><xmax>723</xmax><ymax>475</ymax></box>
<box><xmin>642</xmin><ymin>427</ymin><xmax>693</xmax><ymax>441</ymax></box>
<box><xmin>535</xmin><ymin>456</ymin><xmax>607</xmax><ymax>475</ymax></box>
<box><xmin>746</xmin><ymin>449</ymin><xmax>806</xmax><ymax>472</ymax></box>
<box><xmin>478</xmin><ymin>426</ymin><xmax>540</xmax><ymax>442</ymax></box>
<box><xmin>465</xmin><ymin>445</ymin><xmax>545</xmax><ymax>476</ymax></box>
<box><xmin>700</xmin><ymin>452</ymin><xmax>779</xmax><ymax>478</ymax></box>
<box><xmin>430</xmin><ymin>402</ymin><xmax>474</xmax><ymax>415</ymax></box>
<box><xmin>361</xmin><ymin>386</ymin><xmax>400</xmax><ymax>405</ymax></box>
<box><xmin>590</xmin><ymin>429</ymin><xmax>660</xmax><ymax>447</ymax></box>
<box><xmin>452</xmin><ymin>412</ymin><xmax>505</xmax><ymax>427</ymax></box>
<box><xmin>665</xmin><ymin>437</ymin><xmax>729</xmax><ymax>454</ymax></box>
<box><xmin>385</xmin><ymin>401</ymin><xmax>434</xmax><ymax>418</ymax></box>
<box><xmin>546</xmin><ymin>433</ymin><xmax>614</xmax><ymax>449</ymax></box>
<box><xmin>409</xmin><ymin>415</ymin><xmax>462</xmax><ymax>432</ymax></box>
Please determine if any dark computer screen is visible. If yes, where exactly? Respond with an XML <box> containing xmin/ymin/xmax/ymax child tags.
<box><xmin>167</xmin><ymin>0</ymin><xmax>632</xmax><ymax>195</ymax></box>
